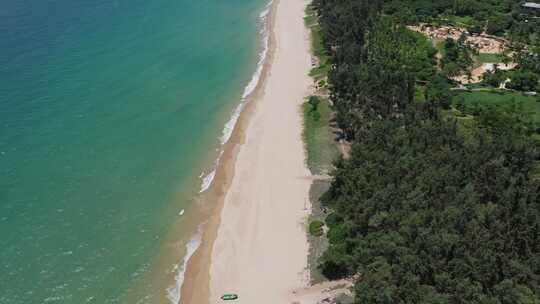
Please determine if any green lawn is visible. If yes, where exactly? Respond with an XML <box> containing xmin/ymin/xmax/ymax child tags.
<box><xmin>475</xmin><ymin>53</ymin><xmax>506</xmax><ymax>64</ymax></box>
<box><xmin>432</xmin><ymin>15</ymin><xmax>474</xmax><ymax>27</ymax></box>
<box><xmin>466</xmin><ymin>83</ymin><xmax>494</xmax><ymax>90</ymax></box>
<box><xmin>447</xmin><ymin>15</ymin><xmax>474</xmax><ymax>27</ymax></box>
<box><xmin>452</xmin><ymin>90</ymin><xmax>540</xmax><ymax>122</ymax></box>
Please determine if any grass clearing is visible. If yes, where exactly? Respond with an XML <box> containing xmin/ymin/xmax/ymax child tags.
<box><xmin>302</xmin><ymin>97</ymin><xmax>338</xmax><ymax>174</ymax></box>
<box><xmin>431</xmin><ymin>15</ymin><xmax>474</xmax><ymax>27</ymax></box>
<box><xmin>304</xmin><ymin>4</ymin><xmax>317</xmax><ymax>27</ymax></box>
<box><xmin>303</xmin><ymin>5</ymin><xmax>337</xmax><ymax>174</ymax></box>
<box><xmin>443</xmin><ymin>108</ymin><xmax>476</xmax><ymax>139</ymax></box>
<box><xmin>305</xmin><ymin>4</ymin><xmax>330</xmax><ymax>81</ymax></box>
<box><xmin>304</xmin><ymin>4</ymin><xmax>338</xmax><ymax>282</ymax></box>
<box><xmin>307</xmin><ymin>179</ymin><xmax>331</xmax><ymax>284</ymax></box>
<box><xmin>435</xmin><ymin>40</ymin><xmax>446</xmax><ymax>57</ymax></box>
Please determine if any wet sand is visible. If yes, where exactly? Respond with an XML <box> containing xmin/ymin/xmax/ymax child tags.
<box><xmin>178</xmin><ymin>0</ymin><xmax>313</xmax><ymax>303</ymax></box>
<box><xmin>208</xmin><ymin>0</ymin><xmax>313</xmax><ymax>302</ymax></box>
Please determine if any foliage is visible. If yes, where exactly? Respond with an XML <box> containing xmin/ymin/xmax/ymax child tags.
<box><xmin>320</xmin><ymin>114</ymin><xmax>540</xmax><ymax>302</ymax></box>
<box><xmin>476</xmin><ymin>104</ymin><xmax>538</xmax><ymax>138</ymax></box>
<box><xmin>302</xmin><ymin>97</ymin><xmax>337</xmax><ymax>174</ymax></box>
<box><xmin>309</xmin><ymin>95</ymin><xmax>322</xmax><ymax>112</ymax></box>
<box><xmin>414</xmin><ymin>86</ymin><xmax>426</xmax><ymax>103</ymax></box>
<box><xmin>435</xmin><ymin>40</ymin><xmax>446</xmax><ymax>56</ymax></box>
<box><xmin>519</xmin><ymin>52</ymin><xmax>540</xmax><ymax>76</ymax></box>
<box><xmin>486</xmin><ymin>14</ymin><xmax>510</xmax><ymax>36</ymax></box>
<box><xmin>452</xmin><ymin>90</ymin><xmax>540</xmax><ymax>126</ymax></box>
<box><xmin>508</xmin><ymin>49</ymin><xmax>540</xmax><ymax>92</ymax></box>
<box><xmin>482</xmin><ymin>69</ymin><xmax>507</xmax><ymax>87</ymax></box>
<box><xmin>382</xmin><ymin>0</ymin><xmax>540</xmax><ymax>45</ymax></box>
<box><xmin>309</xmin><ymin>220</ymin><xmax>325</xmax><ymax>237</ymax></box>
<box><xmin>426</xmin><ymin>74</ymin><xmax>453</xmax><ymax>109</ymax></box>
<box><xmin>466</xmin><ymin>20</ymin><xmax>484</xmax><ymax>35</ymax></box>
<box><xmin>507</xmin><ymin>70</ymin><xmax>540</xmax><ymax>92</ymax></box>
<box><xmin>440</xmin><ymin>36</ymin><xmax>474</xmax><ymax>77</ymax></box>
<box><xmin>305</xmin><ymin>4</ymin><xmax>331</xmax><ymax>80</ymax></box>
<box><xmin>312</xmin><ymin>0</ymin><xmax>436</xmax><ymax>138</ymax></box>
<box><xmin>312</xmin><ymin>0</ymin><xmax>540</xmax><ymax>302</ymax></box>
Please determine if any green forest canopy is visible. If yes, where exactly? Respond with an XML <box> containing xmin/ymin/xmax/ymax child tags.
<box><xmin>311</xmin><ymin>0</ymin><xmax>540</xmax><ymax>302</ymax></box>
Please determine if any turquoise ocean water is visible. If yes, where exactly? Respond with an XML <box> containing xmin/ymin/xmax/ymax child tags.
<box><xmin>0</xmin><ymin>0</ymin><xmax>268</xmax><ymax>302</ymax></box>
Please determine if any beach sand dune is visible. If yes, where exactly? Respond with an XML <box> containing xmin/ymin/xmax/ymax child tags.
<box><xmin>208</xmin><ymin>0</ymin><xmax>313</xmax><ymax>303</ymax></box>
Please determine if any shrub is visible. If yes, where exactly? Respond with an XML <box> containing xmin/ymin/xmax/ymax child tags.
<box><xmin>308</xmin><ymin>95</ymin><xmax>321</xmax><ymax>111</ymax></box>
<box><xmin>426</xmin><ymin>74</ymin><xmax>453</xmax><ymax>109</ymax></box>
<box><xmin>482</xmin><ymin>70</ymin><xmax>506</xmax><ymax>88</ymax></box>
<box><xmin>309</xmin><ymin>220</ymin><xmax>324</xmax><ymax>237</ymax></box>
<box><xmin>507</xmin><ymin>70</ymin><xmax>539</xmax><ymax>91</ymax></box>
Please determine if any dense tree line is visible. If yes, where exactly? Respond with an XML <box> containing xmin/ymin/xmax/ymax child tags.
<box><xmin>321</xmin><ymin>112</ymin><xmax>540</xmax><ymax>303</ymax></box>
<box><xmin>320</xmin><ymin>4</ymin><xmax>437</xmax><ymax>138</ymax></box>
<box><xmin>484</xmin><ymin>43</ymin><xmax>540</xmax><ymax>92</ymax></box>
<box><xmin>483</xmin><ymin>67</ymin><xmax>539</xmax><ymax>91</ymax></box>
<box><xmin>511</xmin><ymin>46</ymin><xmax>540</xmax><ymax>92</ymax></box>
<box><xmin>382</xmin><ymin>0</ymin><xmax>540</xmax><ymax>44</ymax></box>
<box><xmin>312</xmin><ymin>0</ymin><xmax>540</xmax><ymax>302</ymax></box>
<box><xmin>440</xmin><ymin>36</ymin><xmax>475</xmax><ymax>78</ymax></box>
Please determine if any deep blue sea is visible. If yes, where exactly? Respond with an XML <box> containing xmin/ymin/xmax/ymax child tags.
<box><xmin>0</xmin><ymin>0</ymin><xmax>267</xmax><ymax>302</ymax></box>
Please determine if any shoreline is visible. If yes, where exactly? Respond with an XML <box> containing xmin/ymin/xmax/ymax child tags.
<box><xmin>198</xmin><ymin>0</ymin><xmax>275</xmax><ymax>194</ymax></box>
<box><xmin>120</xmin><ymin>2</ymin><xmax>279</xmax><ymax>301</ymax></box>
<box><xmin>176</xmin><ymin>1</ymin><xmax>281</xmax><ymax>303</ymax></box>
<box><xmin>178</xmin><ymin>0</ymin><xmax>314</xmax><ymax>303</ymax></box>
<box><xmin>207</xmin><ymin>0</ymin><xmax>313</xmax><ymax>300</ymax></box>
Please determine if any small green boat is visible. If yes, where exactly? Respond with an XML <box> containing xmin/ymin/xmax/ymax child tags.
<box><xmin>221</xmin><ymin>294</ymin><xmax>238</xmax><ymax>301</ymax></box>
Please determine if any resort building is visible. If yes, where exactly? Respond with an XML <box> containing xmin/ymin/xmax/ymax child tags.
<box><xmin>522</xmin><ymin>2</ymin><xmax>540</xmax><ymax>16</ymax></box>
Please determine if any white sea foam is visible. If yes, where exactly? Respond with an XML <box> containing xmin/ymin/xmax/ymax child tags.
<box><xmin>166</xmin><ymin>230</ymin><xmax>203</xmax><ymax>304</ymax></box>
<box><xmin>199</xmin><ymin>1</ymin><xmax>273</xmax><ymax>194</ymax></box>
<box><xmin>220</xmin><ymin>1</ymin><xmax>272</xmax><ymax>145</ymax></box>
<box><xmin>199</xmin><ymin>169</ymin><xmax>216</xmax><ymax>193</ymax></box>
<box><xmin>243</xmin><ymin>2</ymin><xmax>272</xmax><ymax>100</ymax></box>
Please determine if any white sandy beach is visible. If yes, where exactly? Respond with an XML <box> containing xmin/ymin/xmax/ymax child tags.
<box><xmin>208</xmin><ymin>0</ymin><xmax>313</xmax><ymax>303</ymax></box>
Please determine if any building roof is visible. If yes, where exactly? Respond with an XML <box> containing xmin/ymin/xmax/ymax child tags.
<box><xmin>523</xmin><ymin>2</ymin><xmax>540</xmax><ymax>9</ymax></box>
